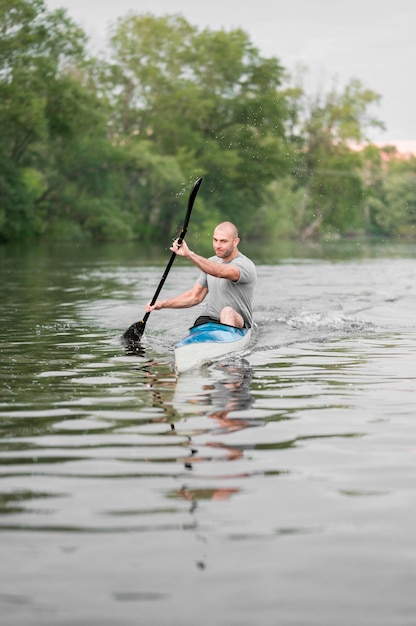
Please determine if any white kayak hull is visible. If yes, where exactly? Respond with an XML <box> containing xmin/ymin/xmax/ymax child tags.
<box><xmin>174</xmin><ymin>322</ymin><xmax>252</xmax><ymax>373</ymax></box>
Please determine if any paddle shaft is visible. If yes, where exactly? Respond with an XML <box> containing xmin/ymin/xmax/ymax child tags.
<box><xmin>140</xmin><ymin>250</ymin><xmax>178</xmax><ymax>326</ymax></box>
<box><xmin>123</xmin><ymin>177</ymin><xmax>202</xmax><ymax>341</ymax></box>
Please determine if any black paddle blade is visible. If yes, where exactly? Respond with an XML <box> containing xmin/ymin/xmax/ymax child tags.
<box><xmin>122</xmin><ymin>320</ymin><xmax>146</xmax><ymax>343</ymax></box>
<box><xmin>121</xmin><ymin>322</ymin><xmax>146</xmax><ymax>356</ymax></box>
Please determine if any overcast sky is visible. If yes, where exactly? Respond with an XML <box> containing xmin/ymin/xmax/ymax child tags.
<box><xmin>45</xmin><ymin>0</ymin><xmax>416</xmax><ymax>146</ymax></box>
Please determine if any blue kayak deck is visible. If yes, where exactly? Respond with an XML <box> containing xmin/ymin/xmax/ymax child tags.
<box><xmin>174</xmin><ymin>322</ymin><xmax>252</xmax><ymax>373</ymax></box>
<box><xmin>175</xmin><ymin>322</ymin><xmax>248</xmax><ymax>348</ymax></box>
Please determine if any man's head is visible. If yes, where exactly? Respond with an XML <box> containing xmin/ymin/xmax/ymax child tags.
<box><xmin>212</xmin><ymin>222</ymin><xmax>240</xmax><ymax>260</ymax></box>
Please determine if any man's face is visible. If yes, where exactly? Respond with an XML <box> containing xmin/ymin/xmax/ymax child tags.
<box><xmin>212</xmin><ymin>228</ymin><xmax>238</xmax><ymax>259</ymax></box>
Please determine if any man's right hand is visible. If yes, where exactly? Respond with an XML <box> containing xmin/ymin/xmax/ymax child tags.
<box><xmin>170</xmin><ymin>238</ymin><xmax>190</xmax><ymax>257</ymax></box>
<box><xmin>145</xmin><ymin>300</ymin><xmax>163</xmax><ymax>312</ymax></box>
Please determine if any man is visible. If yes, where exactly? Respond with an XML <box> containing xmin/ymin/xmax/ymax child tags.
<box><xmin>146</xmin><ymin>221</ymin><xmax>256</xmax><ymax>329</ymax></box>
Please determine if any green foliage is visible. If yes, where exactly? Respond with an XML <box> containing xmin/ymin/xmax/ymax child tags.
<box><xmin>0</xmin><ymin>0</ymin><xmax>89</xmax><ymax>240</ymax></box>
<box><xmin>104</xmin><ymin>14</ymin><xmax>289</xmax><ymax>226</ymax></box>
<box><xmin>254</xmin><ymin>178</ymin><xmax>307</xmax><ymax>239</ymax></box>
<box><xmin>1</xmin><ymin>4</ymin><xmax>415</xmax><ymax>244</ymax></box>
<box><xmin>285</xmin><ymin>73</ymin><xmax>385</xmax><ymax>239</ymax></box>
<box><xmin>365</xmin><ymin>155</ymin><xmax>416</xmax><ymax>236</ymax></box>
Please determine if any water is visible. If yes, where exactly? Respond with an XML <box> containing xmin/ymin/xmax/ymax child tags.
<box><xmin>1</xmin><ymin>241</ymin><xmax>416</xmax><ymax>625</ymax></box>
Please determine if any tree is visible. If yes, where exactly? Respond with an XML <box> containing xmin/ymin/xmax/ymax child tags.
<box><xmin>284</xmin><ymin>73</ymin><xmax>385</xmax><ymax>239</ymax></box>
<box><xmin>0</xmin><ymin>0</ymin><xmax>89</xmax><ymax>240</ymax></box>
<box><xmin>362</xmin><ymin>147</ymin><xmax>416</xmax><ymax>236</ymax></box>
<box><xmin>99</xmin><ymin>13</ymin><xmax>291</xmax><ymax>229</ymax></box>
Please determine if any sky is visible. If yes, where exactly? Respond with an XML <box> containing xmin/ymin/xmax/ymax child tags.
<box><xmin>45</xmin><ymin>0</ymin><xmax>416</xmax><ymax>151</ymax></box>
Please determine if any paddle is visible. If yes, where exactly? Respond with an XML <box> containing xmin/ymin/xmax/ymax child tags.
<box><xmin>122</xmin><ymin>177</ymin><xmax>203</xmax><ymax>345</ymax></box>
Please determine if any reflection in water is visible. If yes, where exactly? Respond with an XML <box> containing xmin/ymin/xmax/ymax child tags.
<box><xmin>162</xmin><ymin>360</ymin><xmax>256</xmax><ymax>572</ymax></box>
<box><xmin>167</xmin><ymin>359</ymin><xmax>256</xmax><ymax>504</ymax></box>
<box><xmin>123</xmin><ymin>340</ymin><xmax>146</xmax><ymax>357</ymax></box>
<box><xmin>172</xmin><ymin>359</ymin><xmax>254</xmax><ymax>417</ymax></box>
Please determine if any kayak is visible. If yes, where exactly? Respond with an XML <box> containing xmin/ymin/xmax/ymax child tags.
<box><xmin>175</xmin><ymin>322</ymin><xmax>252</xmax><ymax>373</ymax></box>
<box><xmin>174</xmin><ymin>322</ymin><xmax>252</xmax><ymax>373</ymax></box>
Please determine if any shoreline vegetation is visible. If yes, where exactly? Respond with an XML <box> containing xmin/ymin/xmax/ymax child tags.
<box><xmin>1</xmin><ymin>1</ymin><xmax>415</xmax><ymax>245</ymax></box>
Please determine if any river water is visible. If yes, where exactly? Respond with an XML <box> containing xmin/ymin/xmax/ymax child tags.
<box><xmin>1</xmin><ymin>240</ymin><xmax>416</xmax><ymax>626</ymax></box>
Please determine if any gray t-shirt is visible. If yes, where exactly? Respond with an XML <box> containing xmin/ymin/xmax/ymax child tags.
<box><xmin>196</xmin><ymin>252</ymin><xmax>257</xmax><ymax>327</ymax></box>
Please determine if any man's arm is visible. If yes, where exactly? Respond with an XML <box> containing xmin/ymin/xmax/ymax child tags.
<box><xmin>146</xmin><ymin>282</ymin><xmax>208</xmax><ymax>312</ymax></box>
<box><xmin>172</xmin><ymin>240</ymin><xmax>240</xmax><ymax>281</ymax></box>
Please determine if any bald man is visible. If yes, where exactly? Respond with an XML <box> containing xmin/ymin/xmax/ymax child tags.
<box><xmin>146</xmin><ymin>222</ymin><xmax>256</xmax><ymax>329</ymax></box>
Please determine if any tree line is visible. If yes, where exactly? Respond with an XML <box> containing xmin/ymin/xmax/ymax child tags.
<box><xmin>1</xmin><ymin>0</ymin><xmax>415</xmax><ymax>244</ymax></box>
